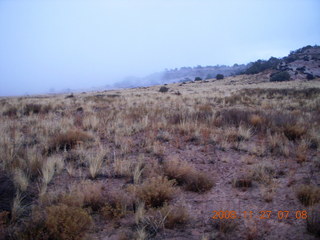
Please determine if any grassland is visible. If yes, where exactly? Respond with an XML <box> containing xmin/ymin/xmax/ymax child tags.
<box><xmin>0</xmin><ymin>74</ymin><xmax>320</xmax><ymax>239</ymax></box>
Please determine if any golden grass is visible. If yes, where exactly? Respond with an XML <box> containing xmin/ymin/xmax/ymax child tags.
<box><xmin>0</xmin><ymin>76</ymin><xmax>319</xmax><ymax>239</ymax></box>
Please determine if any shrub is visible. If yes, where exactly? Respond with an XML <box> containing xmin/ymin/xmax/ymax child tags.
<box><xmin>306</xmin><ymin>73</ymin><xmax>315</xmax><ymax>80</ymax></box>
<box><xmin>245</xmin><ymin>57</ymin><xmax>280</xmax><ymax>74</ymax></box>
<box><xmin>159</xmin><ymin>86</ymin><xmax>169</xmax><ymax>93</ymax></box>
<box><xmin>211</xmin><ymin>218</ymin><xmax>238</xmax><ymax>234</ymax></box>
<box><xmin>270</xmin><ymin>71</ymin><xmax>290</xmax><ymax>82</ymax></box>
<box><xmin>164</xmin><ymin>158</ymin><xmax>214</xmax><ymax>193</ymax></box>
<box><xmin>216</xmin><ymin>74</ymin><xmax>224</xmax><ymax>80</ymax></box>
<box><xmin>183</xmin><ymin>171</ymin><xmax>214</xmax><ymax>192</ymax></box>
<box><xmin>161</xmin><ymin>205</ymin><xmax>189</xmax><ymax>229</ymax></box>
<box><xmin>215</xmin><ymin>108</ymin><xmax>252</xmax><ymax>127</ymax></box>
<box><xmin>19</xmin><ymin>204</ymin><xmax>92</xmax><ymax>240</ymax></box>
<box><xmin>0</xmin><ymin>171</ymin><xmax>16</xmax><ymax>213</ymax></box>
<box><xmin>45</xmin><ymin>204</ymin><xmax>92</xmax><ymax>240</ymax></box>
<box><xmin>3</xmin><ymin>106</ymin><xmax>17</xmax><ymax>117</ymax></box>
<box><xmin>232</xmin><ymin>175</ymin><xmax>252</xmax><ymax>189</ymax></box>
<box><xmin>296</xmin><ymin>185</ymin><xmax>320</xmax><ymax>206</ymax></box>
<box><xmin>47</xmin><ymin>130</ymin><xmax>92</xmax><ymax>153</ymax></box>
<box><xmin>140</xmin><ymin>204</ymin><xmax>189</xmax><ymax>237</ymax></box>
<box><xmin>101</xmin><ymin>190</ymin><xmax>134</xmax><ymax>219</ymax></box>
<box><xmin>23</xmin><ymin>104</ymin><xmax>42</xmax><ymax>115</ymax></box>
<box><xmin>135</xmin><ymin>176</ymin><xmax>176</xmax><ymax>208</ymax></box>
<box><xmin>194</xmin><ymin>77</ymin><xmax>202</xmax><ymax>81</ymax></box>
<box><xmin>283</xmin><ymin>124</ymin><xmax>306</xmax><ymax>141</ymax></box>
<box><xmin>307</xmin><ymin>206</ymin><xmax>320</xmax><ymax>237</ymax></box>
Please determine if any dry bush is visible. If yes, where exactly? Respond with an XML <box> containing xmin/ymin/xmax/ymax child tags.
<box><xmin>163</xmin><ymin>158</ymin><xmax>194</xmax><ymax>185</ymax></box>
<box><xmin>0</xmin><ymin>211</ymin><xmax>9</xmax><ymax>240</ymax></box>
<box><xmin>101</xmin><ymin>190</ymin><xmax>134</xmax><ymax>219</ymax></box>
<box><xmin>307</xmin><ymin>206</ymin><xmax>320</xmax><ymax>237</ymax></box>
<box><xmin>45</xmin><ymin>204</ymin><xmax>92</xmax><ymax>240</ymax></box>
<box><xmin>20</xmin><ymin>204</ymin><xmax>92</xmax><ymax>240</ymax></box>
<box><xmin>215</xmin><ymin>108</ymin><xmax>252</xmax><ymax>127</ymax></box>
<box><xmin>224</xmin><ymin>125</ymin><xmax>251</xmax><ymax>143</ymax></box>
<box><xmin>250</xmin><ymin>162</ymin><xmax>275</xmax><ymax>185</ymax></box>
<box><xmin>58</xmin><ymin>192</ymin><xmax>84</xmax><ymax>208</ymax></box>
<box><xmin>211</xmin><ymin>218</ymin><xmax>238</xmax><ymax>234</ymax></box>
<box><xmin>164</xmin><ymin>158</ymin><xmax>214</xmax><ymax>193</ymax></box>
<box><xmin>0</xmin><ymin>171</ymin><xmax>16</xmax><ymax>213</ymax></box>
<box><xmin>267</xmin><ymin>133</ymin><xmax>290</xmax><ymax>156</ymax></box>
<box><xmin>135</xmin><ymin>176</ymin><xmax>176</xmax><ymax>208</ymax></box>
<box><xmin>194</xmin><ymin>103</ymin><xmax>213</xmax><ymax>123</ymax></box>
<box><xmin>159</xmin><ymin>205</ymin><xmax>189</xmax><ymax>229</ymax></box>
<box><xmin>296</xmin><ymin>184</ymin><xmax>320</xmax><ymax>206</ymax></box>
<box><xmin>244</xmin><ymin>219</ymin><xmax>259</xmax><ymax>240</ymax></box>
<box><xmin>283</xmin><ymin>124</ymin><xmax>307</xmax><ymax>141</ymax></box>
<box><xmin>47</xmin><ymin>130</ymin><xmax>92</xmax><ymax>153</ymax></box>
<box><xmin>3</xmin><ymin>106</ymin><xmax>17</xmax><ymax>117</ymax></box>
<box><xmin>80</xmin><ymin>181</ymin><xmax>105</xmax><ymax>211</ymax></box>
<box><xmin>183</xmin><ymin>171</ymin><xmax>214</xmax><ymax>193</ymax></box>
<box><xmin>23</xmin><ymin>104</ymin><xmax>42</xmax><ymax>115</ymax></box>
<box><xmin>260</xmin><ymin>180</ymin><xmax>277</xmax><ymax>202</ymax></box>
<box><xmin>249</xmin><ymin>114</ymin><xmax>263</xmax><ymax>128</ymax></box>
<box><xmin>22</xmin><ymin>103</ymin><xmax>52</xmax><ymax>115</ymax></box>
<box><xmin>137</xmin><ymin>204</ymin><xmax>188</xmax><ymax>238</ymax></box>
<box><xmin>296</xmin><ymin>139</ymin><xmax>309</xmax><ymax>163</ymax></box>
<box><xmin>232</xmin><ymin>175</ymin><xmax>253</xmax><ymax>189</ymax></box>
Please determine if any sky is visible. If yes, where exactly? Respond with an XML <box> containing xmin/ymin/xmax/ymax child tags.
<box><xmin>0</xmin><ymin>0</ymin><xmax>319</xmax><ymax>96</ymax></box>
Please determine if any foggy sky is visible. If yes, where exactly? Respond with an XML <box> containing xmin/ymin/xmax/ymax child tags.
<box><xmin>0</xmin><ymin>0</ymin><xmax>319</xmax><ymax>96</ymax></box>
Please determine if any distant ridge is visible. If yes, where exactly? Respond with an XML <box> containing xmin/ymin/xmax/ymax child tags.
<box><xmin>113</xmin><ymin>45</ymin><xmax>320</xmax><ymax>89</ymax></box>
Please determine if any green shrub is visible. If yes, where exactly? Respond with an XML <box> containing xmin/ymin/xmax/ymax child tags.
<box><xmin>270</xmin><ymin>71</ymin><xmax>290</xmax><ymax>82</ymax></box>
<box><xmin>216</xmin><ymin>74</ymin><xmax>224</xmax><ymax>80</ymax></box>
<box><xmin>159</xmin><ymin>86</ymin><xmax>169</xmax><ymax>93</ymax></box>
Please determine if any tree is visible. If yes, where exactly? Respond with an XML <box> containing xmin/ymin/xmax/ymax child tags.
<box><xmin>216</xmin><ymin>74</ymin><xmax>224</xmax><ymax>80</ymax></box>
<box><xmin>270</xmin><ymin>71</ymin><xmax>290</xmax><ymax>82</ymax></box>
<box><xmin>194</xmin><ymin>77</ymin><xmax>202</xmax><ymax>81</ymax></box>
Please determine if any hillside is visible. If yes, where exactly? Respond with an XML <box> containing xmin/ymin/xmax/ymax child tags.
<box><xmin>1</xmin><ymin>70</ymin><xmax>320</xmax><ymax>239</ymax></box>
<box><xmin>113</xmin><ymin>45</ymin><xmax>320</xmax><ymax>90</ymax></box>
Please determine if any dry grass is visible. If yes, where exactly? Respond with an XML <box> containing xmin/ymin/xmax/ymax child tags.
<box><xmin>250</xmin><ymin>162</ymin><xmax>275</xmax><ymax>185</ymax></box>
<box><xmin>0</xmin><ymin>75</ymin><xmax>319</xmax><ymax>239</ymax></box>
<box><xmin>87</xmin><ymin>147</ymin><xmax>105</xmax><ymax>179</ymax></box>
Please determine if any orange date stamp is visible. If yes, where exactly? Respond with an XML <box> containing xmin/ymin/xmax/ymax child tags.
<box><xmin>211</xmin><ymin>210</ymin><xmax>308</xmax><ymax>220</ymax></box>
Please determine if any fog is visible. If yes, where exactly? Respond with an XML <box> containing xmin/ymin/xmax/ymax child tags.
<box><xmin>0</xmin><ymin>0</ymin><xmax>319</xmax><ymax>96</ymax></box>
